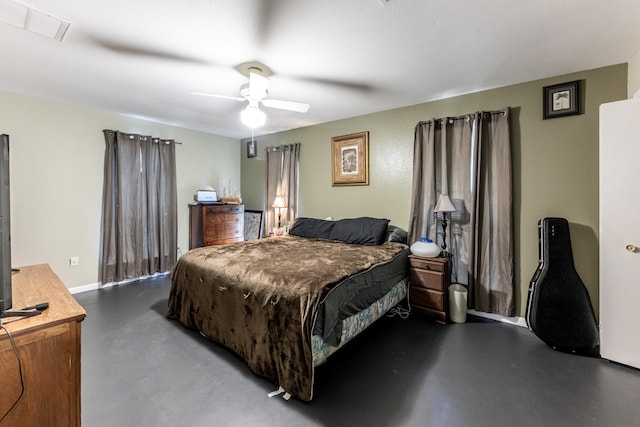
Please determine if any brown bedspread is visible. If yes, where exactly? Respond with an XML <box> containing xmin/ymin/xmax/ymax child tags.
<box><xmin>167</xmin><ymin>235</ymin><xmax>406</xmax><ymax>401</ymax></box>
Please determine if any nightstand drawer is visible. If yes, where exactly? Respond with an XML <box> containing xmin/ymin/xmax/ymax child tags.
<box><xmin>408</xmin><ymin>254</ymin><xmax>451</xmax><ymax>324</ymax></box>
<box><xmin>409</xmin><ymin>268</ymin><xmax>445</xmax><ymax>291</ymax></box>
<box><xmin>410</xmin><ymin>287</ymin><xmax>444</xmax><ymax>311</ymax></box>
<box><xmin>409</xmin><ymin>256</ymin><xmax>447</xmax><ymax>272</ymax></box>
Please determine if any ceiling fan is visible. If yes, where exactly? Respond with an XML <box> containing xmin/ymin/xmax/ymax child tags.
<box><xmin>192</xmin><ymin>65</ymin><xmax>310</xmax><ymax>128</ymax></box>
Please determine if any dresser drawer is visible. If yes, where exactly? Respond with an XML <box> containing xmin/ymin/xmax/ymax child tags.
<box><xmin>203</xmin><ymin>219</ymin><xmax>243</xmax><ymax>241</ymax></box>
<box><xmin>410</xmin><ymin>287</ymin><xmax>444</xmax><ymax>311</ymax></box>
<box><xmin>205</xmin><ymin>205</ymin><xmax>244</xmax><ymax>215</ymax></box>
<box><xmin>205</xmin><ymin>236</ymin><xmax>243</xmax><ymax>246</ymax></box>
<box><xmin>220</xmin><ymin>236</ymin><xmax>243</xmax><ymax>244</ymax></box>
<box><xmin>223</xmin><ymin>222</ymin><xmax>244</xmax><ymax>238</ymax></box>
<box><xmin>409</xmin><ymin>268</ymin><xmax>445</xmax><ymax>291</ymax></box>
<box><xmin>203</xmin><ymin>227</ymin><xmax>224</xmax><ymax>242</ymax></box>
<box><xmin>204</xmin><ymin>215</ymin><xmax>225</xmax><ymax>227</ymax></box>
<box><xmin>223</xmin><ymin>213</ymin><xmax>244</xmax><ymax>226</ymax></box>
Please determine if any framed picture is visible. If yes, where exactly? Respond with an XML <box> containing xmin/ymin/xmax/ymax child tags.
<box><xmin>543</xmin><ymin>80</ymin><xmax>581</xmax><ymax>119</ymax></box>
<box><xmin>331</xmin><ymin>131</ymin><xmax>369</xmax><ymax>186</ymax></box>
<box><xmin>244</xmin><ymin>210</ymin><xmax>263</xmax><ymax>240</ymax></box>
<box><xmin>246</xmin><ymin>139</ymin><xmax>257</xmax><ymax>158</ymax></box>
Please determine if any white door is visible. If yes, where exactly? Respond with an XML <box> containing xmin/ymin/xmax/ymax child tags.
<box><xmin>599</xmin><ymin>98</ymin><xmax>640</xmax><ymax>369</ymax></box>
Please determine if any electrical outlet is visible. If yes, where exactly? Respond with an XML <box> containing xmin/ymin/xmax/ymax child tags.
<box><xmin>69</xmin><ymin>257</ymin><xmax>79</xmax><ymax>267</ymax></box>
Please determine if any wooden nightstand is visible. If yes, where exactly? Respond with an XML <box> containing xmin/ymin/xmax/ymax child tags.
<box><xmin>408</xmin><ymin>255</ymin><xmax>452</xmax><ymax>324</ymax></box>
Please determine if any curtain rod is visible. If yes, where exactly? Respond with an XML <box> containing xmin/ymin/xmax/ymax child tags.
<box><xmin>138</xmin><ymin>136</ymin><xmax>182</xmax><ymax>145</ymax></box>
<box><xmin>418</xmin><ymin>109</ymin><xmax>507</xmax><ymax>126</ymax></box>
<box><xmin>265</xmin><ymin>143</ymin><xmax>300</xmax><ymax>152</ymax></box>
<box><xmin>104</xmin><ymin>130</ymin><xmax>182</xmax><ymax>144</ymax></box>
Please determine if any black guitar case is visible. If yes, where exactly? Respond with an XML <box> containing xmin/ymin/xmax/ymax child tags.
<box><xmin>525</xmin><ymin>217</ymin><xmax>599</xmax><ymax>356</ymax></box>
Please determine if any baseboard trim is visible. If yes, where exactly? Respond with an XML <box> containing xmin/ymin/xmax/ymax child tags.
<box><xmin>467</xmin><ymin>309</ymin><xmax>527</xmax><ymax>328</ymax></box>
<box><xmin>69</xmin><ymin>272</ymin><xmax>169</xmax><ymax>295</ymax></box>
<box><xmin>69</xmin><ymin>282</ymin><xmax>101</xmax><ymax>295</ymax></box>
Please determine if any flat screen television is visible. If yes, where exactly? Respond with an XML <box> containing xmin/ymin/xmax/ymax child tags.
<box><xmin>0</xmin><ymin>134</ymin><xmax>11</xmax><ymax>313</ymax></box>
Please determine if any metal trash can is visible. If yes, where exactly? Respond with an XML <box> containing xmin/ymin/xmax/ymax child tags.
<box><xmin>449</xmin><ymin>284</ymin><xmax>468</xmax><ymax>323</ymax></box>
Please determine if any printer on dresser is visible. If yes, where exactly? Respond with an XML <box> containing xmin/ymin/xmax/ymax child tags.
<box><xmin>188</xmin><ymin>204</ymin><xmax>244</xmax><ymax>249</ymax></box>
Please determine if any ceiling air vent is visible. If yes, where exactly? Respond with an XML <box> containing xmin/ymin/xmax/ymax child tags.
<box><xmin>0</xmin><ymin>0</ymin><xmax>70</xmax><ymax>41</ymax></box>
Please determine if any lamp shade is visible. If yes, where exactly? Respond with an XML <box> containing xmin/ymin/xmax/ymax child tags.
<box><xmin>272</xmin><ymin>196</ymin><xmax>286</xmax><ymax>209</ymax></box>
<box><xmin>241</xmin><ymin>103</ymin><xmax>266</xmax><ymax>128</ymax></box>
<box><xmin>433</xmin><ymin>194</ymin><xmax>456</xmax><ymax>212</ymax></box>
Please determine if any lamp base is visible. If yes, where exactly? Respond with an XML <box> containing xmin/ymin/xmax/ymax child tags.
<box><xmin>440</xmin><ymin>217</ymin><xmax>449</xmax><ymax>254</ymax></box>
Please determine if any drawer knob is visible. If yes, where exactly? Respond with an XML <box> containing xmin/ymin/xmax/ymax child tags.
<box><xmin>626</xmin><ymin>244</ymin><xmax>638</xmax><ymax>253</ymax></box>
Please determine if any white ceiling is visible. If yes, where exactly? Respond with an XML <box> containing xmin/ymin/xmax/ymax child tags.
<box><xmin>1</xmin><ymin>0</ymin><xmax>639</xmax><ymax>139</ymax></box>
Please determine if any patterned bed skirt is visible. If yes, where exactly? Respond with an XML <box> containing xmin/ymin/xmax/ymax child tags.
<box><xmin>312</xmin><ymin>278</ymin><xmax>408</xmax><ymax>366</ymax></box>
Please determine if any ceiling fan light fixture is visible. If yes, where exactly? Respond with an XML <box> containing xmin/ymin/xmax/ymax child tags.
<box><xmin>241</xmin><ymin>104</ymin><xmax>266</xmax><ymax>128</ymax></box>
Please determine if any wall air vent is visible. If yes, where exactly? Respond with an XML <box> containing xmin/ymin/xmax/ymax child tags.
<box><xmin>0</xmin><ymin>0</ymin><xmax>70</xmax><ymax>41</ymax></box>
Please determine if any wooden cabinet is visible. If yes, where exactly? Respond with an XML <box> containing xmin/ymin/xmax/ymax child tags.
<box><xmin>408</xmin><ymin>255</ymin><xmax>451</xmax><ymax>324</ymax></box>
<box><xmin>189</xmin><ymin>204</ymin><xmax>244</xmax><ymax>249</ymax></box>
<box><xmin>0</xmin><ymin>264</ymin><xmax>86</xmax><ymax>427</ymax></box>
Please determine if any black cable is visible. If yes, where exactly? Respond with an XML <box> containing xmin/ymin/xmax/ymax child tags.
<box><xmin>0</xmin><ymin>322</ymin><xmax>25</xmax><ymax>423</ymax></box>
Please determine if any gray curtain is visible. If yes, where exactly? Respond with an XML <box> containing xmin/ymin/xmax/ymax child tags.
<box><xmin>265</xmin><ymin>143</ymin><xmax>300</xmax><ymax>233</ymax></box>
<box><xmin>408</xmin><ymin>109</ymin><xmax>514</xmax><ymax>316</ymax></box>
<box><xmin>101</xmin><ymin>130</ymin><xmax>177</xmax><ymax>284</ymax></box>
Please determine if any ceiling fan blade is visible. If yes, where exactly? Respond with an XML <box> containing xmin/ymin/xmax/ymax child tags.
<box><xmin>191</xmin><ymin>91</ymin><xmax>245</xmax><ymax>102</ymax></box>
<box><xmin>249</xmin><ymin>71</ymin><xmax>270</xmax><ymax>99</ymax></box>
<box><xmin>89</xmin><ymin>35</ymin><xmax>211</xmax><ymax>65</ymax></box>
<box><xmin>262</xmin><ymin>99</ymin><xmax>310</xmax><ymax>113</ymax></box>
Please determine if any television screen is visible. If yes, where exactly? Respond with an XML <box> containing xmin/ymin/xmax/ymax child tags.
<box><xmin>0</xmin><ymin>134</ymin><xmax>11</xmax><ymax>312</ymax></box>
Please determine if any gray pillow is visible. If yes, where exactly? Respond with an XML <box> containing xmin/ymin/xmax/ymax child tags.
<box><xmin>289</xmin><ymin>217</ymin><xmax>335</xmax><ymax>239</ymax></box>
<box><xmin>385</xmin><ymin>225</ymin><xmax>408</xmax><ymax>244</ymax></box>
<box><xmin>328</xmin><ymin>217</ymin><xmax>390</xmax><ymax>246</ymax></box>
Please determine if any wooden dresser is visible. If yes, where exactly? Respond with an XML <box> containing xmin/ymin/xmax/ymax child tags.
<box><xmin>0</xmin><ymin>264</ymin><xmax>86</xmax><ymax>426</ymax></box>
<box><xmin>189</xmin><ymin>204</ymin><xmax>244</xmax><ymax>249</ymax></box>
<box><xmin>408</xmin><ymin>255</ymin><xmax>451</xmax><ymax>324</ymax></box>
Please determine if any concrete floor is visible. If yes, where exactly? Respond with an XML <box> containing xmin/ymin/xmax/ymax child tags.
<box><xmin>75</xmin><ymin>275</ymin><xmax>640</xmax><ymax>427</ymax></box>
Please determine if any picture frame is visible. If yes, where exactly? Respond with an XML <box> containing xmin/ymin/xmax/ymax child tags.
<box><xmin>246</xmin><ymin>139</ymin><xmax>257</xmax><ymax>158</ymax></box>
<box><xmin>244</xmin><ymin>209</ymin><xmax>263</xmax><ymax>240</ymax></box>
<box><xmin>543</xmin><ymin>80</ymin><xmax>581</xmax><ymax>119</ymax></box>
<box><xmin>331</xmin><ymin>131</ymin><xmax>369</xmax><ymax>186</ymax></box>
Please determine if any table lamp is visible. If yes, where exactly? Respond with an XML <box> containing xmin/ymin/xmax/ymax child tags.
<box><xmin>433</xmin><ymin>194</ymin><xmax>456</xmax><ymax>257</ymax></box>
<box><xmin>272</xmin><ymin>196</ymin><xmax>286</xmax><ymax>228</ymax></box>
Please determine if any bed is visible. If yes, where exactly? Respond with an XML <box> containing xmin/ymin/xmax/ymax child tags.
<box><xmin>167</xmin><ymin>217</ymin><xmax>409</xmax><ymax>401</ymax></box>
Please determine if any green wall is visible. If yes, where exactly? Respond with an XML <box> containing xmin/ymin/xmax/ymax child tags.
<box><xmin>241</xmin><ymin>63</ymin><xmax>628</xmax><ymax>319</ymax></box>
<box><xmin>1</xmin><ymin>90</ymin><xmax>239</xmax><ymax>289</ymax></box>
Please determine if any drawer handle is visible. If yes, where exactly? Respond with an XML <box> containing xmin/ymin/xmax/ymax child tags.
<box><xmin>626</xmin><ymin>244</ymin><xmax>638</xmax><ymax>253</ymax></box>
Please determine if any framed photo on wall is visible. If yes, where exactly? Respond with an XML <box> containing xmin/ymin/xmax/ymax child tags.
<box><xmin>246</xmin><ymin>139</ymin><xmax>257</xmax><ymax>158</ymax></box>
<box><xmin>331</xmin><ymin>131</ymin><xmax>369</xmax><ymax>186</ymax></box>
<box><xmin>543</xmin><ymin>80</ymin><xmax>581</xmax><ymax>119</ymax></box>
